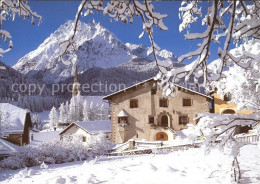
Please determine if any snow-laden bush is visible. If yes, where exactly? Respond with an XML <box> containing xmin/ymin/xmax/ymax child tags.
<box><xmin>0</xmin><ymin>133</ymin><xmax>110</xmax><ymax>170</ymax></box>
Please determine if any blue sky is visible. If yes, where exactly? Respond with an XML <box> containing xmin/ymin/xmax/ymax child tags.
<box><xmin>1</xmin><ymin>1</ymin><xmax>219</xmax><ymax>67</ymax></box>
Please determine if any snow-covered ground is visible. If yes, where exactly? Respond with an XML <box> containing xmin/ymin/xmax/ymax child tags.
<box><xmin>1</xmin><ymin>144</ymin><xmax>259</xmax><ymax>184</ymax></box>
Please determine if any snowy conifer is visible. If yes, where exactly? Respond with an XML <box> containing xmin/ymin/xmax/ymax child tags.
<box><xmin>59</xmin><ymin>103</ymin><xmax>66</xmax><ymax>123</ymax></box>
<box><xmin>49</xmin><ymin>107</ymin><xmax>58</xmax><ymax>129</ymax></box>
<box><xmin>83</xmin><ymin>100</ymin><xmax>89</xmax><ymax>121</ymax></box>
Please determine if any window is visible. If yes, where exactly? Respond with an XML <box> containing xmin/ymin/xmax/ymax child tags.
<box><xmin>118</xmin><ymin>117</ymin><xmax>128</xmax><ymax>124</ymax></box>
<box><xmin>149</xmin><ymin>116</ymin><xmax>154</xmax><ymax>124</ymax></box>
<box><xmin>130</xmin><ymin>99</ymin><xmax>138</xmax><ymax>108</ymax></box>
<box><xmin>82</xmin><ymin>136</ymin><xmax>87</xmax><ymax>142</ymax></box>
<box><xmin>160</xmin><ymin>98</ymin><xmax>168</xmax><ymax>107</ymax></box>
<box><xmin>224</xmin><ymin>93</ymin><xmax>232</xmax><ymax>102</ymax></box>
<box><xmin>179</xmin><ymin>116</ymin><xmax>189</xmax><ymax>125</ymax></box>
<box><xmin>151</xmin><ymin>88</ymin><xmax>157</xmax><ymax>95</ymax></box>
<box><xmin>183</xmin><ymin>99</ymin><xmax>193</xmax><ymax>106</ymax></box>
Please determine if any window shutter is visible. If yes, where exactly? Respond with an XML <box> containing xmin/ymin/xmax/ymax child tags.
<box><xmin>190</xmin><ymin>99</ymin><xmax>193</xmax><ymax>105</ymax></box>
<box><xmin>187</xmin><ymin>116</ymin><xmax>190</xmax><ymax>123</ymax></box>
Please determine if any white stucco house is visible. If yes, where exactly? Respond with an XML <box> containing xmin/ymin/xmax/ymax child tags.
<box><xmin>59</xmin><ymin>120</ymin><xmax>111</xmax><ymax>143</ymax></box>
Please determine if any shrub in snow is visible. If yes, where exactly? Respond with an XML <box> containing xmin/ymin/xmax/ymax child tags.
<box><xmin>183</xmin><ymin>112</ymin><xmax>260</xmax><ymax>182</ymax></box>
<box><xmin>0</xmin><ymin>133</ymin><xmax>110</xmax><ymax>170</ymax></box>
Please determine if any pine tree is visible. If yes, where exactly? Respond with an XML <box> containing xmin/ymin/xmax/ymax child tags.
<box><xmin>65</xmin><ymin>101</ymin><xmax>70</xmax><ymax>124</ymax></box>
<box><xmin>76</xmin><ymin>94</ymin><xmax>84</xmax><ymax>121</ymax></box>
<box><xmin>49</xmin><ymin>106</ymin><xmax>58</xmax><ymax>129</ymax></box>
<box><xmin>69</xmin><ymin>97</ymin><xmax>76</xmax><ymax>123</ymax></box>
<box><xmin>59</xmin><ymin>103</ymin><xmax>66</xmax><ymax>123</ymax></box>
<box><xmin>88</xmin><ymin>101</ymin><xmax>95</xmax><ymax>121</ymax></box>
<box><xmin>83</xmin><ymin>100</ymin><xmax>89</xmax><ymax>121</ymax></box>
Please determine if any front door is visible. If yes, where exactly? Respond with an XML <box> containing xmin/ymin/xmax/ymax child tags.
<box><xmin>156</xmin><ymin>132</ymin><xmax>168</xmax><ymax>141</ymax></box>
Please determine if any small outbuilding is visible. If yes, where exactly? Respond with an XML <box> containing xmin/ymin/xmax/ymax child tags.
<box><xmin>59</xmin><ymin>120</ymin><xmax>111</xmax><ymax>143</ymax></box>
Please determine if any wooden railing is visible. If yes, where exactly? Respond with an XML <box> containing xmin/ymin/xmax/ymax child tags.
<box><xmin>109</xmin><ymin>134</ymin><xmax>259</xmax><ymax>156</ymax></box>
<box><xmin>234</xmin><ymin>134</ymin><xmax>260</xmax><ymax>143</ymax></box>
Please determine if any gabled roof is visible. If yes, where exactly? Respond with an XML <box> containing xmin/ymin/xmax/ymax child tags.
<box><xmin>118</xmin><ymin>110</ymin><xmax>128</xmax><ymax>117</ymax></box>
<box><xmin>103</xmin><ymin>78</ymin><xmax>212</xmax><ymax>100</ymax></box>
<box><xmin>60</xmin><ymin>120</ymin><xmax>111</xmax><ymax>135</ymax></box>
<box><xmin>0</xmin><ymin>138</ymin><xmax>19</xmax><ymax>156</ymax></box>
<box><xmin>0</xmin><ymin>103</ymin><xmax>30</xmax><ymax>134</ymax></box>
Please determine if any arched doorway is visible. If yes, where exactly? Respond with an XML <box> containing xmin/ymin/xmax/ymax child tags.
<box><xmin>161</xmin><ymin>115</ymin><xmax>168</xmax><ymax>127</ymax></box>
<box><xmin>156</xmin><ymin>132</ymin><xmax>168</xmax><ymax>141</ymax></box>
<box><xmin>222</xmin><ymin>109</ymin><xmax>235</xmax><ymax>114</ymax></box>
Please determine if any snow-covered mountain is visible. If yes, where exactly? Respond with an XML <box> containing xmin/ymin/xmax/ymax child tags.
<box><xmin>13</xmin><ymin>20</ymin><xmax>176</xmax><ymax>84</ymax></box>
<box><xmin>125</xmin><ymin>43</ymin><xmax>177</xmax><ymax>62</ymax></box>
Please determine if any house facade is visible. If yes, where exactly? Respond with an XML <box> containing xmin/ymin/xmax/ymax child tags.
<box><xmin>212</xmin><ymin>93</ymin><xmax>252</xmax><ymax>115</ymax></box>
<box><xmin>103</xmin><ymin>79</ymin><xmax>212</xmax><ymax>144</ymax></box>
<box><xmin>0</xmin><ymin>103</ymin><xmax>32</xmax><ymax>146</ymax></box>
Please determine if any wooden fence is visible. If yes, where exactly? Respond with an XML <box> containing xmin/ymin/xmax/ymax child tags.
<box><xmin>109</xmin><ymin>134</ymin><xmax>259</xmax><ymax>156</ymax></box>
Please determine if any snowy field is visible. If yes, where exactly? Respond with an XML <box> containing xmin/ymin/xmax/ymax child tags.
<box><xmin>1</xmin><ymin>144</ymin><xmax>259</xmax><ymax>184</ymax></box>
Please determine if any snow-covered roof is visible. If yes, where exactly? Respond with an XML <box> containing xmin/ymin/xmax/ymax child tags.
<box><xmin>118</xmin><ymin>110</ymin><xmax>128</xmax><ymax>117</ymax></box>
<box><xmin>0</xmin><ymin>138</ymin><xmax>19</xmax><ymax>156</ymax></box>
<box><xmin>60</xmin><ymin>120</ymin><xmax>111</xmax><ymax>135</ymax></box>
<box><xmin>0</xmin><ymin>103</ymin><xmax>29</xmax><ymax>134</ymax></box>
<box><xmin>0</xmin><ymin>66</ymin><xmax>6</xmax><ymax>70</ymax></box>
<box><xmin>103</xmin><ymin>78</ymin><xmax>154</xmax><ymax>100</ymax></box>
<box><xmin>103</xmin><ymin>78</ymin><xmax>212</xmax><ymax>100</ymax></box>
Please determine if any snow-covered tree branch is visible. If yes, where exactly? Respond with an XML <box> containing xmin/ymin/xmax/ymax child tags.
<box><xmin>211</xmin><ymin>39</ymin><xmax>260</xmax><ymax>112</ymax></box>
<box><xmin>0</xmin><ymin>0</ymin><xmax>41</xmax><ymax>56</ymax></box>
<box><xmin>183</xmin><ymin>112</ymin><xmax>260</xmax><ymax>181</ymax></box>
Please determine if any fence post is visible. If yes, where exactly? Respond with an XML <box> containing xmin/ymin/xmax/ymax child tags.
<box><xmin>129</xmin><ymin>139</ymin><xmax>135</xmax><ymax>149</ymax></box>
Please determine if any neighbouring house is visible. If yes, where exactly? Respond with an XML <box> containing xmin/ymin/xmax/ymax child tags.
<box><xmin>212</xmin><ymin>93</ymin><xmax>252</xmax><ymax>115</ymax></box>
<box><xmin>59</xmin><ymin>120</ymin><xmax>111</xmax><ymax>143</ymax></box>
<box><xmin>103</xmin><ymin>78</ymin><xmax>213</xmax><ymax>144</ymax></box>
<box><xmin>211</xmin><ymin>92</ymin><xmax>253</xmax><ymax>134</ymax></box>
<box><xmin>0</xmin><ymin>103</ymin><xmax>32</xmax><ymax>146</ymax></box>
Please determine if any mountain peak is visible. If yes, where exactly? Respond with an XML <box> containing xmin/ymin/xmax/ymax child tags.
<box><xmin>13</xmin><ymin>20</ymin><xmax>132</xmax><ymax>83</ymax></box>
<box><xmin>13</xmin><ymin>20</ymin><xmax>177</xmax><ymax>84</ymax></box>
